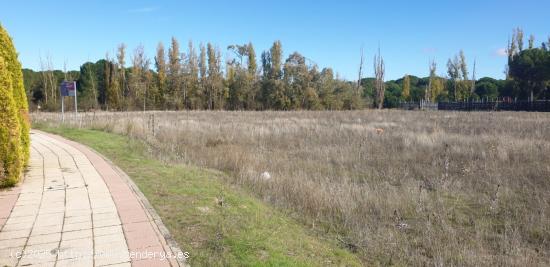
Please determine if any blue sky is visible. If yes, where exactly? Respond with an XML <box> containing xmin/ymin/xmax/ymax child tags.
<box><xmin>1</xmin><ymin>0</ymin><xmax>548</xmax><ymax>80</ymax></box>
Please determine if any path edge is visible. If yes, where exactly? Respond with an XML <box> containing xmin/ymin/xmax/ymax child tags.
<box><xmin>34</xmin><ymin>129</ymin><xmax>190</xmax><ymax>267</ymax></box>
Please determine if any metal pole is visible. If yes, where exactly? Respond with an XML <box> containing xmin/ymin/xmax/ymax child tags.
<box><xmin>74</xmin><ymin>81</ymin><xmax>78</xmax><ymax>116</ymax></box>
<box><xmin>61</xmin><ymin>96</ymin><xmax>65</xmax><ymax>123</ymax></box>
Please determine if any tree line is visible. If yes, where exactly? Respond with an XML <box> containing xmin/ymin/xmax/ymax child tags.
<box><xmin>24</xmin><ymin>29</ymin><xmax>550</xmax><ymax>111</ymax></box>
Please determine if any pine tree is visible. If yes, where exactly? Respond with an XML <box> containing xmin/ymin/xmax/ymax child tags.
<box><xmin>0</xmin><ymin>24</ymin><xmax>29</xmax><ymax>167</ymax></box>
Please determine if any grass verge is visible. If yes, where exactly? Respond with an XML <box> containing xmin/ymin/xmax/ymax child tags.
<box><xmin>35</xmin><ymin>125</ymin><xmax>361</xmax><ymax>267</ymax></box>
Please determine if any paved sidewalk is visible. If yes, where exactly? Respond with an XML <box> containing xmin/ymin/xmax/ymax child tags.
<box><xmin>0</xmin><ymin>131</ymin><xmax>186</xmax><ymax>267</ymax></box>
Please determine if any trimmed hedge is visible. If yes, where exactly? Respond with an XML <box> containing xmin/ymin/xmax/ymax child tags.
<box><xmin>0</xmin><ymin>24</ymin><xmax>29</xmax><ymax>166</ymax></box>
<box><xmin>0</xmin><ymin>56</ymin><xmax>22</xmax><ymax>187</ymax></box>
<box><xmin>0</xmin><ymin>24</ymin><xmax>28</xmax><ymax>187</ymax></box>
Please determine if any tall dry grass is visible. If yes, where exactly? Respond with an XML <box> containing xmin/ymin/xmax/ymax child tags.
<box><xmin>33</xmin><ymin>110</ymin><xmax>550</xmax><ymax>265</ymax></box>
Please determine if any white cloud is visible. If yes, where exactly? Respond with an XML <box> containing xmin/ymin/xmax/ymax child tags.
<box><xmin>495</xmin><ymin>48</ymin><xmax>507</xmax><ymax>57</ymax></box>
<box><xmin>127</xmin><ymin>7</ymin><xmax>159</xmax><ymax>13</ymax></box>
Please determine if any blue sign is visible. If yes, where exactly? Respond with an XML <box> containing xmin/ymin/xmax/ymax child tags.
<box><xmin>60</xmin><ymin>81</ymin><xmax>76</xmax><ymax>97</ymax></box>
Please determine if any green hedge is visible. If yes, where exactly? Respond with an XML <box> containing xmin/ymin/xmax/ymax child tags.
<box><xmin>0</xmin><ymin>56</ymin><xmax>22</xmax><ymax>187</ymax></box>
<box><xmin>0</xmin><ymin>24</ymin><xmax>28</xmax><ymax>187</ymax></box>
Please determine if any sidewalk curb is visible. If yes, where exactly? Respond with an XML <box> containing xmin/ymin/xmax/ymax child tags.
<box><xmin>34</xmin><ymin>129</ymin><xmax>190</xmax><ymax>267</ymax></box>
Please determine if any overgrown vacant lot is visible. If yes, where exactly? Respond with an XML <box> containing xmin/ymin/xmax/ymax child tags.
<box><xmin>33</xmin><ymin>110</ymin><xmax>550</xmax><ymax>266</ymax></box>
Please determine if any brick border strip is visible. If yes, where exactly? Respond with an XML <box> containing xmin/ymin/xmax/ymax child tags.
<box><xmin>35</xmin><ymin>130</ymin><xmax>189</xmax><ymax>267</ymax></box>
<box><xmin>106</xmin><ymin>157</ymin><xmax>190</xmax><ymax>267</ymax></box>
<box><xmin>0</xmin><ymin>137</ymin><xmax>29</xmax><ymax>230</ymax></box>
<box><xmin>0</xmin><ymin>186</ymin><xmax>21</xmax><ymax>230</ymax></box>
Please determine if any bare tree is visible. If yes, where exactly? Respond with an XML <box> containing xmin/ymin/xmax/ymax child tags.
<box><xmin>39</xmin><ymin>53</ymin><xmax>56</xmax><ymax>107</ymax></box>
<box><xmin>427</xmin><ymin>60</ymin><xmax>437</xmax><ymax>101</ymax></box>
<box><xmin>155</xmin><ymin>42</ymin><xmax>167</xmax><ymax>107</ymax></box>
<box><xmin>515</xmin><ymin>27</ymin><xmax>524</xmax><ymax>51</ymax></box>
<box><xmin>357</xmin><ymin>46</ymin><xmax>364</xmax><ymax>94</ymax></box>
<box><xmin>117</xmin><ymin>43</ymin><xmax>127</xmax><ymax>108</ymax></box>
<box><xmin>374</xmin><ymin>48</ymin><xmax>385</xmax><ymax>109</ymax></box>
<box><xmin>130</xmin><ymin>44</ymin><xmax>149</xmax><ymax>110</ymax></box>
<box><xmin>471</xmin><ymin>59</ymin><xmax>476</xmax><ymax>94</ymax></box>
<box><xmin>528</xmin><ymin>35</ymin><xmax>535</xmax><ymax>49</ymax></box>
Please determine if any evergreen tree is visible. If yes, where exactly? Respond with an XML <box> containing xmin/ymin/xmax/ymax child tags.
<box><xmin>0</xmin><ymin>24</ymin><xmax>29</xmax><ymax>167</ymax></box>
<box><xmin>0</xmin><ymin>56</ymin><xmax>22</xmax><ymax>187</ymax></box>
<box><xmin>78</xmin><ymin>62</ymin><xmax>99</xmax><ymax>110</ymax></box>
<box><xmin>104</xmin><ymin>54</ymin><xmax>121</xmax><ymax>110</ymax></box>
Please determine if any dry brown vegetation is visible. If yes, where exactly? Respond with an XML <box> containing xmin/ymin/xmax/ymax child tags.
<box><xmin>33</xmin><ymin>110</ymin><xmax>550</xmax><ymax>266</ymax></box>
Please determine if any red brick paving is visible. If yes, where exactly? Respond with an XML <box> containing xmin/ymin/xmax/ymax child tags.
<box><xmin>41</xmin><ymin>131</ymin><xmax>183</xmax><ymax>267</ymax></box>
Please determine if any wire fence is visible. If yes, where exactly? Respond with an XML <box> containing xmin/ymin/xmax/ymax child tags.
<box><xmin>399</xmin><ymin>100</ymin><xmax>550</xmax><ymax>112</ymax></box>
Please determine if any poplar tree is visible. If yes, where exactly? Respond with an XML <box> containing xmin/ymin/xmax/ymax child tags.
<box><xmin>528</xmin><ymin>35</ymin><xmax>535</xmax><ymax>49</ymax></box>
<box><xmin>247</xmin><ymin>43</ymin><xmax>257</xmax><ymax>77</ymax></box>
<box><xmin>427</xmin><ymin>61</ymin><xmax>437</xmax><ymax>101</ymax></box>
<box><xmin>207</xmin><ymin>43</ymin><xmax>224</xmax><ymax>109</ymax></box>
<box><xmin>246</xmin><ymin>43</ymin><xmax>258</xmax><ymax>108</ymax></box>
<box><xmin>516</xmin><ymin>27</ymin><xmax>524</xmax><ymax>52</ymax></box>
<box><xmin>199</xmin><ymin>44</ymin><xmax>207</xmax><ymax>109</ymax></box>
<box><xmin>186</xmin><ymin>41</ymin><xmax>200</xmax><ymax>109</ymax></box>
<box><xmin>374</xmin><ymin>48</ymin><xmax>385</xmax><ymax>109</ymax></box>
<box><xmin>168</xmin><ymin>37</ymin><xmax>181</xmax><ymax>109</ymax></box>
<box><xmin>459</xmin><ymin>50</ymin><xmax>468</xmax><ymax>82</ymax></box>
<box><xmin>155</xmin><ymin>42</ymin><xmax>167</xmax><ymax>107</ymax></box>
<box><xmin>261</xmin><ymin>41</ymin><xmax>287</xmax><ymax>109</ymax></box>
<box><xmin>270</xmin><ymin>41</ymin><xmax>283</xmax><ymax>79</ymax></box>
<box><xmin>447</xmin><ymin>56</ymin><xmax>460</xmax><ymax>100</ymax></box>
<box><xmin>116</xmin><ymin>43</ymin><xmax>127</xmax><ymax>108</ymax></box>
<box><xmin>130</xmin><ymin>45</ymin><xmax>149</xmax><ymax>110</ymax></box>
<box><xmin>402</xmin><ymin>74</ymin><xmax>410</xmax><ymax>101</ymax></box>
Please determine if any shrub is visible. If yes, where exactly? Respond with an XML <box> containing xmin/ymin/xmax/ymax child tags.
<box><xmin>0</xmin><ymin>24</ymin><xmax>29</xmax><ymax>166</ymax></box>
<box><xmin>0</xmin><ymin>56</ymin><xmax>22</xmax><ymax>187</ymax></box>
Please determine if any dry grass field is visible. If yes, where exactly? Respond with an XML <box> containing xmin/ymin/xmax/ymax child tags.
<box><xmin>32</xmin><ymin>110</ymin><xmax>550</xmax><ymax>266</ymax></box>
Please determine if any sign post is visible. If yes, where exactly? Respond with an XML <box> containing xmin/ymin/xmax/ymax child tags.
<box><xmin>61</xmin><ymin>93</ymin><xmax>65</xmax><ymax>122</ymax></box>
<box><xmin>60</xmin><ymin>81</ymin><xmax>77</xmax><ymax>121</ymax></box>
